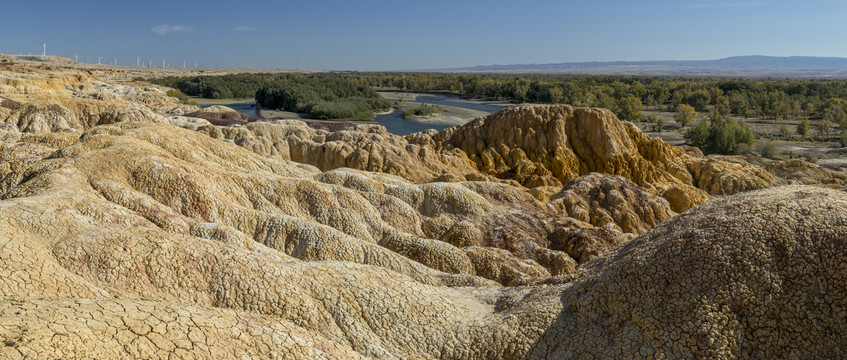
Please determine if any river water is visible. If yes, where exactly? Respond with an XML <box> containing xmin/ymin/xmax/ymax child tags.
<box><xmin>397</xmin><ymin>93</ymin><xmax>506</xmax><ymax>113</ymax></box>
<box><xmin>369</xmin><ymin>109</ymin><xmax>453</xmax><ymax>135</ymax></box>
<box><xmin>199</xmin><ymin>94</ymin><xmax>508</xmax><ymax>135</ymax></box>
<box><xmin>208</xmin><ymin>100</ymin><xmax>261</xmax><ymax>118</ymax></box>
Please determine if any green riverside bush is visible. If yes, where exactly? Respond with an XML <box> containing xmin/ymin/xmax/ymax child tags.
<box><xmin>685</xmin><ymin>112</ymin><xmax>755</xmax><ymax>154</ymax></box>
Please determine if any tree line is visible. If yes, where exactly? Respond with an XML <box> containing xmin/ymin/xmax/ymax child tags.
<box><xmin>148</xmin><ymin>72</ymin><xmax>847</xmax><ymax>123</ymax></box>
<box><xmin>147</xmin><ymin>74</ymin><xmax>391</xmax><ymax>120</ymax></box>
<box><xmin>348</xmin><ymin>73</ymin><xmax>847</xmax><ymax>122</ymax></box>
<box><xmin>146</xmin><ymin>72</ymin><xmax>847</xmax><ymax>154</ymax></box>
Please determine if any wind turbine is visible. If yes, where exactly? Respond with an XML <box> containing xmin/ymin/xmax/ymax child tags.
<box><xmin>137</xmin><ymin>57</ymin><xmax>140</xmax><ymax>67</ymax></box>
<box><xmin>97</xmin><ymin>56</ymin><xmax>102</xmax><ymax>65</ymax></box>
<box><xmin>41</xmin><ymin>42</ymin><xmax>46</xmax><ymax>57</ymax></box>
<box><xmin>74</xmin><ymin>52</ymin><xmax>79</xmax><ymax>62</ymax></box>
<box><xmin>162</xmin><ymin>59</ymin><xmax>166</xmax><ymax>69</ymax></box>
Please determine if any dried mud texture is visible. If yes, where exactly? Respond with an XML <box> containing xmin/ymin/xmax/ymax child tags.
<box><xmin>688</xmin><ymin>157</ymin><xmax>776</xmax><ymax>195</ymax></box>
<box><xmin>2</xmin><ymin>151</ymin><xmax>845</xmax><ymax>359</ymax></box>
<box><xmin>2</xmin><ymin>64</ymin><xmax>847</xmax><ymax>358</ymax></box>
<box><xmin>0</xmin><ymin>298</ymin><xmax>369</xmax><ymax>359</ymax></box>
<box><xmin>534</xmin><ymin>186</ymin><xmax>847</xmax><ymax>359</ymax></box>
<box><xmin>0</xmin><ymin>65</ymin><xmax>197</xmax><ymax>135</ymax></box>
<box><xmin>1</xmin><ymin>120</ymin><xmax>591</xmax><ymax>286</ymax></box>
<box><xmin>764</xmin><ymin>158</ymin><xmax>847</xmax><ymax>187</ymax></box>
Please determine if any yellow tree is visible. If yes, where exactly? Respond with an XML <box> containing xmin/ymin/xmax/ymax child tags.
<box><xmin>675</xmin><ymin>104</ymin><xmax>697</xmax><ymax>127</ymax></box>
<box><xmin>548</xmin><ymin>86</ymin><xmax>565</xmax><ymax>104</ymax></box>
<box><xmin>617</xmin><ymin>95</ymin><xmax>643</xmax><ymax>121</ymax></box>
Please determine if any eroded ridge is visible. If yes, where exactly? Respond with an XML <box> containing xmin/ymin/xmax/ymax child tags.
<box><xmin>1</xmin><ymin>63</ymin><xmax>846</xmax><ymax>359</ymax></box>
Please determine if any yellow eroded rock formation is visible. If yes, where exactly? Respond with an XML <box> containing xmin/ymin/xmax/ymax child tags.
<box><xmin>202</xmin><ymin>104</ymin><xmax>776</xmax><ymax>213</ymax></box>
<box><xmin>1</xmin><ymin>63</ymin><xmax>845</xmax><ymax>358</ymax></box>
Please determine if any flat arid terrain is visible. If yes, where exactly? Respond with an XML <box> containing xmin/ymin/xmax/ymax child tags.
<box><xmin>631</xmin><ymin>108</ymin><xmax>847</xmax><ymax>167</ymax></box>
<box><xmin>2</xmin><ymin>55</ymin><xmax>847</xmax><ymax>358</ymax></box>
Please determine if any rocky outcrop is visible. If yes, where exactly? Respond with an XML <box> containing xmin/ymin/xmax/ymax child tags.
<box><xmin>688</xmin><ymin>156</ymin><xmax>776</xmax><ymax>195</ymax></box>
<box><xmin>0</xmin><ymin>65</ymin><xmax>199</xmax><ymax>134</ymax></box>
<box><xmin>3</xmin><ymin>63</ymin><xmax>846</xmax><ymax>358</ymax></box>
<box><xmin>550</xmin><ymin>172</ymin><xmax>676</xmax><ymax>234</ymax></box>
<box><xmin>1</xmin><ymin>94</ymin><xmax>167</xmax><ymax>133</ymax></box>
<box><xmin>200</xmin><ymin>104</ymin><xmax>774</xmax><ymax>213</ymax></box>
<box><xmin>185</xmin><ymin>105</ymin><xmax>259</xmax><ymax>126</ymax></box>
<box><xmin>199</xmin><ymin>121</ymin><xmax>480</xmax><ymax>184</ymax></box>
<box><xmin>2</xmin><ymin>121</ymin><xmax>585</xmax><ymax>286</ymax></box>
<box><xmin>536</xmin><ymin>186</ymin><xmax>847</xmax><ymax>358</ymax></box>
<box><xmin>431</xmin><ymin>105</ymin><xmax>777</xmax><ymax>211</ymax></box>
<box><xmin>765</xmin><ymin>158</ymin><xmax>847</xmax><ymax>187</ymax></box>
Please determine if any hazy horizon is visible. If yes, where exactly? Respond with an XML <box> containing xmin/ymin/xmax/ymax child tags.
<box><xmin>2</xmin><ymin>0</ymin><xmax>845</xmax><ymax>71</ymax></box>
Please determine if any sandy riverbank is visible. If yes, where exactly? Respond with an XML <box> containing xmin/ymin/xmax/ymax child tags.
<box><xmin>380</xmin><ymin>91</ymin><xmax>512</xmax><ymax>125</ymax></box>
<box><xmin>393</xmin><ymin>103</ymin><xmax>488</xmax><ymax>125</ymax></box>
<box><xmin>187</xmin><ymin>97</ymin><xmax>254</xmax><ymax>106</ymax></box>
<box><xmin>194</xmin><ymin>91</ymin><xmax>513</xmax><ymax>129</ymax></box>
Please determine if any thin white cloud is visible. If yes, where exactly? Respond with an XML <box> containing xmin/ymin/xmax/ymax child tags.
<box><xmin>151</xmin><ymin>24</ymin><xmax>191</xmax><ymax>35</ymax></box>
<box><xmin>234</xmin><ymin>26</ymin><xmax>256</xmax><ymax>31</ymax></box>
<box><xmin>688</xmin><ymin>2</ymin><xmax>765</xmax><ymax>9</ymax></box>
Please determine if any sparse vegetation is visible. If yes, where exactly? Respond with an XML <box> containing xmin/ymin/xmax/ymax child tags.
<box><xmin>653</xmin><ymin>118</ymin><xmax>665</xmax><ymax>132</ymax></box>
<box><xmin>166</xmin><ymin>89</ymin><xmax>189</xmax><ymax>103</ymax></box>
<box><xmin>780</xmin><ymin>125</ymin><xmax>791</xmax><ymax>140</ymax></box>
<box><xmin>402</xmin><ymin>104</ymin><xmax>444</xmax><ymax>119</ymax></box>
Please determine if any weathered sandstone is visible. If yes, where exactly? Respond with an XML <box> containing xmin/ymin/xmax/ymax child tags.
<box><xmin>1</xmin><ymin>62</ymin><xmax>846</xmax><ymax>359</ymax></box>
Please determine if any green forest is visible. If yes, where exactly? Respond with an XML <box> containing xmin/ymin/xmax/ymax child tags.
<box><xmin>351</xmin><ymin>73</ymin><xmax>847</xmax><ymax>122</ymax></box>
<box><xmin>148</xmin><ymin>74</ymin><xmax>391</xmax><ymax>120</ymax></box>
<box><xmin>150</xmin><ymin>72</ymin><xmax>847</xmax><ymax>122</ymax></box>
<box><xmin>147</xmin><ymin>72</ymin><xmax>847</xmax><ymax>154</ymax></box>
<box><xmin>402</xmin><ymin>104</ymin><xmax>444</xmax><ymax>119</ymax></box>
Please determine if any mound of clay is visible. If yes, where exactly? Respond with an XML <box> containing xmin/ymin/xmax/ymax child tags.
<box><xmin>0</xmin><ymin>94</ymin><xmax>166</xmax><ymax>133</ymax></box>
<box><xmin>12</xmin><ymin>55</ymin><xmax>74</xmax><ymax>64</ymax></box>
<box><xmin>185</xmin><ymin>106</ymin><xmax>259</xmax><ymax>126</ymax></box>
<box><xmin>550</xmin><ymin>172</ymin><xmax>676</xmax><ymax>234</ymax></box>
<box><xmin>765</xmin><ymin>158</ymin><xmax>847</xmax><ymax>187</ymax></box>
<box><xmin>432</xmin><ymin>105</ymin><xmax>775</xmax><ymax>210</ymax></box>
<box><xmin>532</xmin><ymin>186</ymin><xmax>847</xmax><ymax>358</ymax></box>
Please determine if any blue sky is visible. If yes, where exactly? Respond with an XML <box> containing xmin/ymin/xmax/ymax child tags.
<box><xmin>0</xmin><ymin>0</ymin><xmax>842</xmax><ymax>70</ymax></box>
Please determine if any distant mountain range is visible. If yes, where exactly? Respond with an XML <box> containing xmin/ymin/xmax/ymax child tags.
<box><xmin>429</xmin><ymin>56</ymin><xmax>847</xmax><ymax>77</ymax></box>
